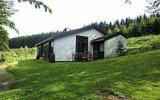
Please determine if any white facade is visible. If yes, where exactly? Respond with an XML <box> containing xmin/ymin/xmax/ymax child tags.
<box><xmin>52</xmin><ymin>29</ymin><xmax>104</xmax><ymax>61</ymax></box>
<box><xmin>104</xmin><ymin>35</ymin><xmax>127</xmax><ymax>58</ymax></box>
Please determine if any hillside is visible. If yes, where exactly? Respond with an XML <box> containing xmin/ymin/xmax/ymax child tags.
<box><xmin>127</xmin><ymin>35</ymin><xmax>160</xmax><ymax>54</ymax></box>
<box><xmin>0</xmin><ymin>49</ymin><xmax>160</xmax><ymax>99</ymax></box>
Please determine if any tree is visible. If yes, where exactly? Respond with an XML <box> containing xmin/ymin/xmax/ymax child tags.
<box><xmin>125</xmin><ymin>0</ymin><xmax>131</xmax><ymax>4</ymax></box>
<box><xmin>0</xmin><ymin>27</ymin><xmax>9</xmax><ymax>51</ymax></box>
<box><xmin>116</xmin><ymin>41</ymin><xmax>126</xmax><ymax>56</ymax></box>
<box><xmin>147</xmin><ymin>0</ymin><xmax>160</xmax><ymax>13</ymax></box>
<box><xmin>126</xmin><ymin>0</ymin><xmax>160</xmax><ymax>13</ymax></box>
<box><xmin>119</xmin><ymin>25</ymin><xmax>128</xmax><ymax>34</ymax></box>
<box><xmin>0</xmin><ymin>0</ymin><xmax>16</xmax><ymax>30</ymax></box>
<box><xmin>113</xmin><ymin>25</ymin><xmax>120</xmax><ymax>33</ymax></box>
<box><xmin>107</xmin><ymin>28</ymin><xmax>112</xmax><ymax>34</ymax></box>
<box><xmin>17</xmin><ymin>0</ymin><xmax>52</xmax><ymax>13</ymax></box>
<box><xmin>0</xmin><ymin>0</ymin><xmax>16</xmax><ymax>51</ymax></box>
<box><xmin>0</xmin><ymin>0</ymin><xmax>51</xmax><ymax>51</ymax></box>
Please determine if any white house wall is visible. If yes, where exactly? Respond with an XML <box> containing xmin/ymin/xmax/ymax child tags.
<box><xmin>52</xmin><ymin>35</ymin><xmax>76</xmax><ymax>61</ymax></box>
<box><xmin>104</xmin><ymin>35</ymin><xmax>127</xmax><ymax>58</ymax></box>
<box><xmin>52</xmin><ymin>29</ymin><xmax>104</xmax><ymax>61</ymax></box>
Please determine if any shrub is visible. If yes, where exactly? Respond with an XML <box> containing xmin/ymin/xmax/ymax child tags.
<box><xmin>0</xmin><ymin>47</ymin><xmax>36</xmax><ymax>64</ymax></box>
<box><xmin>116</xmin><ymin>41</ymin><xmax>127</xmax><ymax>56</ymax></box>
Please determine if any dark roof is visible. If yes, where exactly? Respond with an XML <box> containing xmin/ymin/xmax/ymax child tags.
<box><xmin>36</xmin><ymin>26</ymin><xmax>105</xmax><ymax>46</ymax></box>
<box><xmin>91</xmin><ymin>33</ymin><xmax>126</xmax><ymax>43</ymax></box>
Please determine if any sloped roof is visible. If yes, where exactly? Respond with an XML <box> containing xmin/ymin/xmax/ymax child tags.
<box><xmin>36</xmin><ymin>26</ymin><xmax>105</xmax><ymax>46</ymax></box>
<box><xmin>91</xmin><ymin>33</ymin><xmax>126</xmax><ymax>43</ymax></box>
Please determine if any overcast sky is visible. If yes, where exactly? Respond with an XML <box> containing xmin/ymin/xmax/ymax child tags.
<box><xmin>8</xmin><ymin>0</ymin><xmax>148</xmax><ymax>38</ymax></box>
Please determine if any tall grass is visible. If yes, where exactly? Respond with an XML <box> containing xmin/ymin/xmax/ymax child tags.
<box><xmin>0</xmin><ymin>47</ymin><xmax>36</xmax><ymax>64</ymax></box>
<box><xmin>127</xmin><ymin>35</ymin><xmax>160</xmax><ymax>54</ymax></box>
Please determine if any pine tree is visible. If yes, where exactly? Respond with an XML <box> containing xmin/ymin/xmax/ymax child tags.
<box><xmin>116</xmin><ymin>41</ymin><xmax>126</xmax><ymax>56</ymax></box>
<box><xmin>113</xmin><ymin>25</ymin><xmax>120</xmax><ymax>33</ymax></box>
<box><xmin>107</xmin><ymin>28</ymin><xmax>112</xmax><ymax>34</ymax></box>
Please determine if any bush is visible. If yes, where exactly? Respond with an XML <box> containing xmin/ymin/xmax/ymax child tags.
<box><xmin>0</xmin><ymin>55</ymin><xmax>5</xmax><ymax>63</ymax></box>
<box><xmin>0</xmin><ymin>47</ymin><xmax>36</xmax><ymax>64</ymax></box>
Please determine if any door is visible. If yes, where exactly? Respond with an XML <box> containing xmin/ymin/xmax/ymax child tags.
<box><xmin>93</xmin><ymin>42</ymin><xmax>104</xmax><ymax>60</ymax></box>
<box><xmin>49</xmin><ymin>42</ymin><xmax>55</xmax><ymax>62</ymax></box>
<box><xmin>76</xmin><ymin>35</ymin><xmax>88</xmax><ymax>53</ymax></box>
<box><xmin>76</xmin><ymin>35</ymin><xmax>88</xmax><ymax>61</ymax></box>
<box><xmin>43</xmin><ymin>42</ymin><xmax>55</xmax><ymax>62</ymax></box>
<box><xmin>43</xmin><ymin>43</ymin><xmax>49</xmax><ymax>60</ymax></box>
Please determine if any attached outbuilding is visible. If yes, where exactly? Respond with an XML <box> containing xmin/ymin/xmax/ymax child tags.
<box><xmin>91</xmin><ymin>33</ymin><xmax>127</xmax><ymax>59</ymax></box>
<box><xmin>35</xmin><ymin>26</ymin><xmax>127</xmax><ymax>62</ymax></box>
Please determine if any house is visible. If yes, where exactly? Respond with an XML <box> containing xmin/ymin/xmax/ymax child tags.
<box><xmin>35</xmin><ymin>26</ymin><xmax>127</xmax><ymax>62</ymax></box>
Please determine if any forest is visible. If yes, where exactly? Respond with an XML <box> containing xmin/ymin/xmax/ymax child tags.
<box><xmin>9</xmin><ymin>13</ymin><xmax>160</xmax><ymax>48</ymax></box>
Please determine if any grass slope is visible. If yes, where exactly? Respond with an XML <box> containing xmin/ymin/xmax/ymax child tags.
<box><xmin>0</xmin><ymin>50</ymin><xmax>160</xmax><ymax>100</ymax></box>
<box><xmin>127</xmin><ymin>35</ymin><xmax>160</xmax><ymax>49</ymax></box>
<box><xmin>127</xmin><ymin>35</ymin><xmax>160</xmax><ymax>54</ymax></box>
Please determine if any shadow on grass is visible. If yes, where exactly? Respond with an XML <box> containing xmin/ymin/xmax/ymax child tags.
<box><xmin>1</xmin><ymin>50</ymin><xmax>160</xmax><ymax>99</ymax></box>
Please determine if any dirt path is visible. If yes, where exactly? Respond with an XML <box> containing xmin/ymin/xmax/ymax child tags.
<box><xmin>0</xmin><ymin>64</ymin><xmax>13</xmax><ymax>92</ymax></box>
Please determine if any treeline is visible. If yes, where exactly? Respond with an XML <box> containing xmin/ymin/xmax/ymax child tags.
<box><xmin>9</xmin><ymin>13</ymin><xmax>160</xmax><ymax>48</ymax></box>
<box><xmin>91</xmin><ymin>13</ymin><xmax>160</xmax><ymax>38</ymax></box>
<box><xmin>9</xmin><ymin>32</ymin><xmax>55</xmax><ymax>48</ymax></box>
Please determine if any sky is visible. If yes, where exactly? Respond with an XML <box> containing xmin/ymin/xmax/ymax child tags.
<box><xmin>8</xmin><ymin>0</ymin><xmax>148</xmax><ymax>38</ymax></box>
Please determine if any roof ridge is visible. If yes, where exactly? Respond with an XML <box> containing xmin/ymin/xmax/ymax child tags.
<box><xmin>36</xmin><ymin>26</ymin><xmax>104</xmax><ymax>46</ymax></box>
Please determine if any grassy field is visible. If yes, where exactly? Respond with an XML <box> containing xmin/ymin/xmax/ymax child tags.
<box><xmin>0</xmin><ymin>49</ymin><xmax>160</xmax><ymax>100</ymax></box>
<box><xmin>127</xmin><ymin>35</ymin><xmax>160</xmax><ymax>54</ymax></box>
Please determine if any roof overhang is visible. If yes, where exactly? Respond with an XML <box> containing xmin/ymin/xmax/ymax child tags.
<box><xmin>35</xmin><ymin>37</ymin><xmax>54</xmax><ymax>47</ymax></box>
<box><xmin>91</xmin><ymin>33</ymin><xmax>126</xmax><ymax>43</ymax></box>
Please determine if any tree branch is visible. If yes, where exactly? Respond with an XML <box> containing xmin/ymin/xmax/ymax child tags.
<box><xmin>17</xmin><ymin>0</ymin><xmax>52</xmax><ymax>13</ymax></box>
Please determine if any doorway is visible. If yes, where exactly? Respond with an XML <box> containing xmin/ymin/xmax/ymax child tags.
<box><xmin>93</xmin><ymin>42</ymin><xmax>104</xmax><ymax>60</ymax></box>
<box><xmin>75</xmin><ymin>35</ymin><xmax>88</xmax><ymax>61</ymax></box>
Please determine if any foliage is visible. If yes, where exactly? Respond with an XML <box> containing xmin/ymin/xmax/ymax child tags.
<box><xmin>0</xmin><ymin>0</ymin><xmax>16</xmax><ymax>29</ymax></box>
<box><xmin>9</xmin><ymin>32</ymin><xmax>55</xmax><ymax>48</ymax></box>
<box><xmin>127</xmin><ymin>35</ymin><xmax>160</xmax><ymax>54</ymax></box>
<box><xmin>107</xmin><ymin>28</ymin><xmax>112</xmax><ymax>34</ymax></box>
<box><xmin>0</xmin><ymin>50</ymin><xmax>160</xmax><ymax>99</ymax></box>
<box><xmin>0</xmin><ymin>27</ymin><xmax>9</xmax><ymax>51</ymax></box>
<box><xmin>113</xmin><ymin>25</ymin><xmax>120</xmax><ymax>33</ymax></box>
<box><xmin>17</xmin><ymin>0</ymin><xmax>52</xmax><ymax>13</ymax></box>
<box><xmin>0</xmin><ymin>0</ymin><xmax>51</xmax><ymax>51</ymax></box>
<box><xmin>127</xmin><ymin>0</ymin><xmax>160</xmax><ymax>13</ymax></box>
<box><xmin>0</xmin><ymin>0</ymin><xmax>17</xmax><ymax>51</ymax></box>
<box><xmin>116</xmin><ymin>41</ymin><xmax>126</xmax><ymax>56</ymax></box>
<box><xmin>0</xmin><ymin>47</ymin><xmax>36</xmax><ymax>64</ymax></box>
<box><xmin>9</xmin><ymin>14</ymin><xmax>160</xmax><ymax>48</ymax></box>
<box><xmin>147</xmin><ymin>0</ymin><xmax>160</xmax><ymax>13</ymax></box>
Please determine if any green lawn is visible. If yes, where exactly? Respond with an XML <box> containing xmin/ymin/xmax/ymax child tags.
<box><xmin>0</xmin><ymin>50</ymin><xmax>160</xmax><ymax>100</ymax></box>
